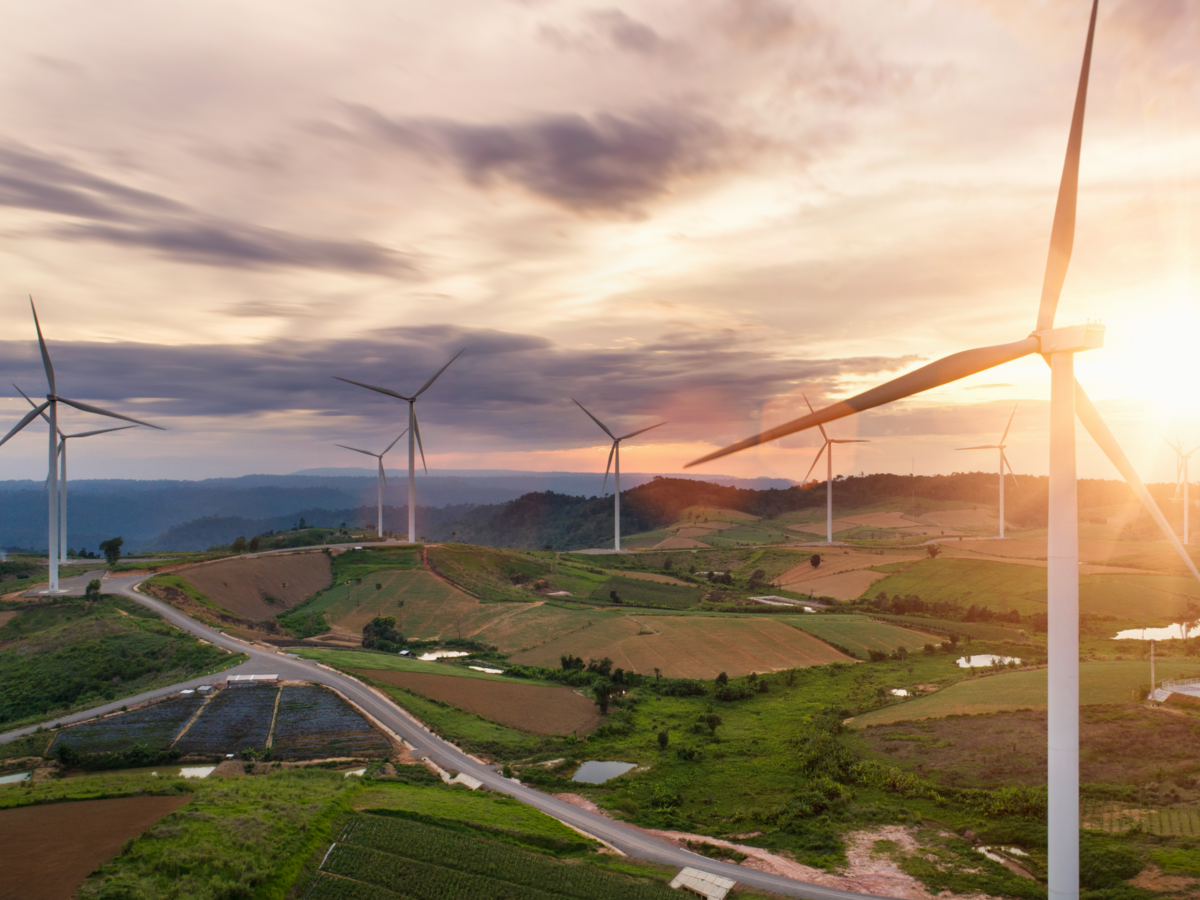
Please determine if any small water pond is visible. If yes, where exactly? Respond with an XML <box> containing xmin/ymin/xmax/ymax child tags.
<box><xmin>957</xmin><ymin>654</ymin><xmax>1021</xmax><ymax>668</ymax></box>
<box><xmin>0</xmin><ymin>770</ymin><xmax>31</xmax><ymax>785</ymax></box>
<box><xmin>344</xmin><ymin>768</ymin><xmax>367</xmax><ymax>778</ymax></box>
<box><xmin>1114</xmin><ymin>623</ymin><xmax>1194</xmax><ymax>641</ymax></box>
<box><xmin>572</xmin><ymin>761</ymin><xmax>636</xmax><ymax>784</ymax></box>
<box><xmin>419</xmin><ymin>650</ymin><xmax>470</xmax><ymax>661</ymax></box>
<box><xmin>889</xmin><ymin>689</ymin><xmax>909</xmax><ymax>697</ymax></box>
<box><xmin>469</xmin><ymin>666</ymin><xmax>504</xmax><ymax>674</ymax></box>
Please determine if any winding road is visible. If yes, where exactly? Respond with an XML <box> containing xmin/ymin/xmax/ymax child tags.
<box><xmin>1</xmin><ymin>569</ymin><xmax>876</xmax><ymax>900</ymax></box>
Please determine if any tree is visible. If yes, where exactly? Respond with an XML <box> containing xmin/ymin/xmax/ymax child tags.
<box><xmin>653</xmin><ymin>667</ymin><xmax>662</xmax><ymax>682</ymax></box>
<box><xmin>99</xmin><ymin>537</ymin><xmax>124</xmax><ymax>566</ymax></box>
<box><xmin>594</xmin><ymin>682</ymin><xmax>612</xmax><ymax>715</ymax></box>
<box><xmin>232</xmin><ymin>536</ymin><xmax>247</xmax><ymax>553</ymax></box>
<box><xmin>927</xmin><ymin>544</ymin><xmax>942</xmax><ymax>559</ymax></box>
<box><xmin>704</xmin><ymin>713</ymin><xmax>722</xmax><ymax>735</ymax></box>
<box><xmin>657</xmin><ymin>730</ymin><xmax>669</xmax><ymax>750</ymax></box>
<box><xmin>609</xmin><ymin>590</ymin><xmax>622</xmax><ymax>604</ymax></box>
<box><xmin>748</xmin><ymin>569</ymin><xmax>767</xmax><ymax>589</ymax></box>
<box><xmin>810</xmin><ymin>554</ymin><xmax>821</xmax><ymax>568</ymax></box>
<box><xmin>85</xmin><ymin>579</ymin><xmax>101</xmax><ymax>601</ymax></box>
<box><xmin>362</xmin><ymin>616</ymin><xmax>404</xmax><ymax>652</ymax></box>
<box><xmin>715</xmin><ymin>671</ymin><xmax>729</xmax><ymax>686</ymax></box>
<box><xmin>663</xmin><ymin>556</ymin><xmax>673</xmax><ymax>570</ymax></box>
<box><xmin>248</xmin><ymin>536</ymin><xmax>260</xmax><ymax>553</ymax></box>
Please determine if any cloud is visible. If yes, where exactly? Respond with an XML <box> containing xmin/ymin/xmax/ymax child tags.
<box><xmin>0</xmin><ymin>143</ymin><xmax>413</xmax><ymax>276</ymax></box>
<box><xmin>355</xmin><ymin>106</ymin><xmax>736</xmax><ymax>214</ymax></box>
<box><xmin>588</xmin><ymin>9</ymin><xmax>672</xmax><ymax>57</ymax></box>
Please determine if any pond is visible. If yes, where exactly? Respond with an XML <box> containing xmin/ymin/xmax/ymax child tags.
<box><xmin>469</xmin><ymin>666</ymin><xmax>504</xmax><ymax>674</ymax></box>
<box><xmin>957</xmin><ymin>654</ymin><xmax>1021</xmax><ymax>668</ymax></box>
<box><xmin>0</xmin><ymin>771</ymin><xmax>31</xmax><ymax>785</ymax></box>
<box><xmin>418</xmin><ymin>650</ymin><xmax>470</xmax><ymax>661</ymax></box>
<box><xmin>1114</xmin><ymin>623</ymin><xmax>1195</xmax><ymax>641</ymax></box>
<box><xmin>572</xmin><ymin>761</ymin><xmax>636</xmax><ymax>784</ymax></box>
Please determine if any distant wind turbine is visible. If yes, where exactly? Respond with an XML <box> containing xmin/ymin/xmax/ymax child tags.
<box><xmin>336</xmin><ymin>431</ymin><xmax>407</xmax><ymax>538</ymax></box>
<box><xmin>17</xmin><ymin>384</ymin><xmax>136</xmax><ymax>563</ymax></box>
<box><xmin>684</xmin><ymin>4</ymin><xmax>1200</xmax><ymax>894</ymax></box>
<box><xmin>956</xmin><ymin>404</ymin><xmax>1019</xmax><ymax>539</ymax></box>
<box><xmin>573</xmin><ymin>400</ymin><xmax>665</xmax><ymax>552</ymax></box>
<box><xmin>335</xmin><ymin>350</ymin><xmax>463</xmax><ymax>543</ymax></box>
<box><xmin>1162</xmin><ymin>435</ymin><xmax>1198</xmax><ymax>545</ymax></box>
<box><xmin>1</xmin><ymin>299</ymin><xmax>162</xmax><ymax>592</ymax></box>
<box><xmin>799</xmin><ymin>394</ymin><xmax>868</xmax><ymax>544</ymax></box>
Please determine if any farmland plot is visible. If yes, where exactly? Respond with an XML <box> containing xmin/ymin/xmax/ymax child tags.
<box><xmin>52</xmin><ymin>694</ymin><xmax>207</xmax><ymax>754</ymax></box>
<box><xmin>588</xmin><ymin>576</ymin><xmax>701</xmax><ymax>609</ymax></box>
<box><xmin>270</xmin><ymin>685</ymin><xmax>390</xmax><ymax>759</ymax></box>
<box><xmin>175</xmin><ymin>684</ymin><xmax>278</xmax><ymax>755</ymax></box>
<box><xmin>178</xmin><ymin>551</ymin><xmax>332</xmax><ymax>619</ymax></box>
<box><xmin>781</xmin><ymin>615</ymin><xmax>939</xmax><ymax>658</ymax></box>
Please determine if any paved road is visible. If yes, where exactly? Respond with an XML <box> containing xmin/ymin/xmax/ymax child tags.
<box><xmin>2</xmin><ymin>571</ymin><xmax>876</xmax><ymax>900</ymax></box>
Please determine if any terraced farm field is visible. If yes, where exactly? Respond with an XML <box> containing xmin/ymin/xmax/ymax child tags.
<box><xmin>177</xmin><ymin>551</ymin><xmax>332</xmax><ymax>619</ymax></box>
<box><xmin>52</xmin><ymin>694</ymin><xmax>206</xmax><ymax>754</ymax></box>
<box><xmin>781</xmin><ymin>615</ymin><xmax>940</xmax><ymax>658</ymax></box>
<box><xmin>588</xmin><ymin>576</ymin><xmax>701</xmax><ymax>609</ymax></box>
<box><xmin>270</xmin><ymin>685</ymin><xmax>391</xmax><ymax>759</ymax></box>
<box><xmin>175</xmin><ymin>684</ymin><xmax>277</xmax><ymax>754</ymax></box>
<box><xmin>510</xmin><ymin>614</ymin><xmax>853</xmax><ymax>678</ymax></box>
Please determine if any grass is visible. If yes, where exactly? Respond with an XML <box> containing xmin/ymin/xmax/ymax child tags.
<box><xmin>589</xmin><ymin>576</ymin><xmax>702</xmax><ymax>609</ymax></box>
<box><xmin>428</xmin><ymin>544</ymin><xmax>551</xmax><ymax>602</ymax></box>
<box><xmin>294</xmin><ymin>648</ymin><xmax>526</xmax><ymax>683</ymax></box>
<box><xmin>0</xmin><ymin>595</ymin><xmax>240</xmax><ymax>730</ymax></box>
<box><xmin>871</xmin><ymin>613</ymin><xmax>1029</xmax><ymax>643</ymax></box>
<box><xmin>864</xmin><ymin>558</ymin><xmax>1048</xmax><ymax>613</ymax></box>
<box><xmin>780</xmin><ymin>615</ymin><xmax>943</xmax><ymax>658</ymax></box>
<box><xmin>848</xmin><ymin>659</ymin><xmax>1200</xmax><ymax>728</ymax></box>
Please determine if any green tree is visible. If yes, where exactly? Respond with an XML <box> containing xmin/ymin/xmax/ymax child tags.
<box><xmin>232</xmin><ymin>536</ymin><xmax>247</xmax><ymax>553</ymax></box>
<box><xmin>704</xmin><ymin>713</ymin><xmax>722</xmax><ymax>735</ymax></box>
<box><xmin>927</xmin><ymin>544</ymin><xmax>942</xmax><ymax>559</ymax></box>
<box><xmin>715</xmin><ymin>671</ymin><xmax>729</xmax><ymax>686</ymax></box>
<box><xmin>84</xmin><ymin>579</ymin><xmax>102</xmax><ymax>601</ymax></box>
<box><xmin>247</xmin><ymin>536</ymin><xmax>260</xmax><ymax>552</ymax></box>
<box><xmin>657</xmin><ymin>730</ymin><xmax>669</xmax><ymax>750</ymax></box>
<box><xmin>99</xmin><ymin>537</ymin><xmax>124</xmax><ymax>566</ymax></box>
<box><xmin>362</xmin><ymin>615</ymin><xmax>404</xmax><ymax>652</ymax></box>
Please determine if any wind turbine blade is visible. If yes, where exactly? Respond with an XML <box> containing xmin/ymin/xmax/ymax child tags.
<box><xmin>1157</xmin><ymin>432</ymin><xmax>1182</xmax><ymax>454</ymax></box>
<box><xmin>1002</xmin><ymin>451</ymin><xmax>1018</xmax><ymax>488</ymax></box>
<box><xmin>30</xmin><ymin>297</ymin><xmax>56</xmax><ymax>395</ymax></box>
<box><xmin>413</xmin><ymin>412</ymin><xmax>428</xmax><ymax>474</ymax></box>
<box><xmin>572</xmin><ymin>399</ymin><xmax>616</xmax><ymax>440</ymax></box>
<box><xmin>1034</xmin><ymin>0</ymin><xmax>1098</xmax><ymax>333</ymax></box>
<box><xmin>333</xmin><ymin>376</ymin><xmax>412</xmax><ymax>402</ymax></box>
<box><xmin>13</xmin><ymin>384</ymin><xmax>52</xmax><ymax>425</ymax></box>
<box><xmin>335</xmin><ymin>444</ymin><xmax>379</xmax><ymax>458</ymax></box>
<box><xmin>1075</xmin><ymin>379</ymin><xmax>1200</xmax><ymax>584</ymax></box>
<box><xmin>618</xmin><ymin>421</ymin><xmax>666</xmax><ymax>441</ymax></box>
<box><xmin>1189</xmin><ymin>443</ymin><xmax>1200</xmax><ymax>458</ymax></box>
<box><xmin>831</xmin><ymin>439</ymin><xmax>870</xmax><ymax>444</ymax></box>
<box><xmin>686</xmin><ymin>336</ymin><xmax>1039</xmax><ymax>468</ymax></box>
<box><xmin>382</xmin><ymin>429</ymin><xmax>408</xmax><ymax>456</ymax></box>
<box><xmin>602</xmin><ymin>442</ymin><xmax>616</xmax><ymax>494</ymax></box>
<box><xmin>802</xmin><ymin>442</ymin><xmax>828</xmax><ymax>484</ymax></box>
<box><xmin>413</xmin><ymin>349</ymin><xmax>464</xmax><ymax>398</ymax></box>
<box><xmin>54</xmin><ymin>397</ymin><xmax>164</xmax><ymax>430</ymax></box>
<box><xmin>803</xmin><ymin>394</ymin><xmax>828</xmax><ymax>441</ymax></box>
<box><xmin>956</xmin><ymin>445</ymin><xmax>999</xmax><ymax>451</ymax></box>
<box><xmin>42</xmin><ymin>472</ymin><xmax>50</xmax><ymax>496</ymax></box>
<box><xmin>379</xmin><ymin>457</ymin><xmax>387</xmax><ymax>490</ymax></box>
<box><xmin>64</xmin><ymin>425</ymin><xmax>137</xmax><ymax>439</ymax></box>
<box><xmin>1000</xmin><ymin>402</ymin><xmax>1018</xmax><ymax>444</ymax></box>
<box><xmin>0</xmin><ymin>401</ymin><xmax>51</xmax><ymax>448</ymax></box>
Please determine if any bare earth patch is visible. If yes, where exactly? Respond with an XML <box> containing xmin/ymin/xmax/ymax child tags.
<box><xmin>179</xmin><ymin>552</ymin><xmax>332</xmax><ymax>618</ymax></box>
<box><xmin>0</xmin><ymin>795</ymin><xmax>191</xmax><ymax>900</ymax></box>
<box><xmin>653</xmin><ymin>537</ymin><xmax>709</xmax><ymax>549</ymax></box>
<box><xmin>355</xmin><ymin>669</ymin><xmax>602</xmax><ymax>736</ymax></box>
<box><xmin>782</xmin><ymin>568</ymin><xmax>888</xmax><ymax>601</ymax></box>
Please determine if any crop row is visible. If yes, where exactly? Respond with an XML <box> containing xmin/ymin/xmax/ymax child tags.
<box><xmin>271</xmin><ymin>686</ymin><xmax>390</xmax><ymax>759</ymax></box>
<box><xmin>175</xmin><ymin>684</ymin><xmax>277</xmax><ymax>754</ymax></box>
<box><xmin>336</xmin><ymin>816</ymin><xmax>677</xmax><ymax>900</ymax></box>
<box><xmin>303</xmin><ymin>873</ymin><xmax>402</xmax><ymax>900</ymax></box>
<box><xmin>52</xmin><ymin>695</ymin><xmax>206</xmax><ymax>754</ymax></box>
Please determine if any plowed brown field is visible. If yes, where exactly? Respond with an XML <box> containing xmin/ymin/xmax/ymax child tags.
<box><xmin>355</xmin><ymin>669</ymin><xmax>601</xmax><ymax>736</ymax></box>
<box><xmin>179</xmin><ymin>552</ymin><xmax>332</xmax><ymax>618</ymax></box>
<box><xmin>0</xmin><ymin>795</ymin><xmax>190</xmax><ymax>900</ymax></box>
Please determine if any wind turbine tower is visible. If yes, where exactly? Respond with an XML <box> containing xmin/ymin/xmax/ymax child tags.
<box><xmin>573</xmin><ymin>400</ymin><xmax>665</xmax><ymax>552</ymax></box>
<box><xmin>956</xmin><ymin>404</ymin><xmax>1019</xmax><ymax>539</ymax></box>
<box><xmin>335</xmin><ymin>351</ymin><xmax>463</xmax><ymax>543</ymax></box>
<box><xmin>336</xmin><ymin>431</ymin><xmax>407</xmax><ymax>537</ymax></box>
<box><xmin>799</xmin><ymin>394</ymin><xmax>868</xmax><ymax>544</ymax></box>
<box><xmin>685</xmin><ymin>4</ymin><xmax>1200</xmax><ymax>896</ymax></box>
<box><xmin>1163</xmin><ymin>436</ymin><xmax>1198</xmax><ymax>545</ymax></box>
<box><xmin>1</xmin><ymin>300</ymin><xmax>162</xmax><ymax>591</ymax></box>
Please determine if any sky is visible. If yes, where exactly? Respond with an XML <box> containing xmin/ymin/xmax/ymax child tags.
<box><xmin>0</xmin><ymin>0</ymin><xmax>1197</xmax><ymax>486</ymax></box>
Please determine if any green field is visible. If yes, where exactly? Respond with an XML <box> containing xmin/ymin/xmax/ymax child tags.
<box><xmin>589</xmin><ymin>576</ymin><xmax>701</xmax><ymax>609</ymax></box>
<box><xmin>781</xmin><ymin>615</ymin><xmax>941</xmax><ymax>658</ymax></box>
<box><xmin>871</xmin><ymin>613</ymin><xmax>1029</xmax><ymax>643</ymax></box>
<box><xmin>1078</xmin><ymin>574</ymin><xmax>1200</xmax><ymax>626</ymax></box>
<box><xmin>848</xmin><ymin>659</ymin><xmax>1200</xmax><ymax>728</ymax></box>
<box><xmin>864</xmin><ymin>558</ymin><xmax>1047</xmax><ymax>613</ymax></box>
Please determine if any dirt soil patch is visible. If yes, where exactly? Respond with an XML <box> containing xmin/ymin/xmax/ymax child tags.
<box><xmin>652</xmin><ymin>537</ymin><xmax>708</xmax><ymax>549</ymax></box>
<box><xmin>355</xmin><ymin>669</ymin><xmax>602</xmax><ymax>736</ymax></box>
<box><xmin>179</xmin><ymin>552</ymin><xmax>332</xmax><ymax>618</ymax></box>
<box><xmin>781</xmin><ymin>568</ymin><xmax>888</xmax><ymax>600</ymax></box>
<box><xmin>0</xmin><ymin>795</ymin><xmax>191</xmax><ymax>900</ymax></box>
<box><xmin>0</xmin><ymin>610</ymin><xmax>18</xmax><ymax>628</ymax></box>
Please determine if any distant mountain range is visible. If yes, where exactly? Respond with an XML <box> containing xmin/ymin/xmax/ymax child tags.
<box><xmin>0</xmin><ymin>469</ymin><xmax>795</xmax><ymax>553</ymax></box>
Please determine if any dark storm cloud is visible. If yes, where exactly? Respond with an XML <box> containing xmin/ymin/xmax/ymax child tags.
<box><xmin>0</xmin><ymin>143</ymin><xmax>413</xmax><ymax>276</ymax></box>
<box><xmin>0</xmin><ymin>325</ymin><xmax>919</xmax><ymax>448</ymax></box>
<box><xmin>355</xmin><ymin>106</ymin><xmax>733</xmax><ymax>214</ymax></box>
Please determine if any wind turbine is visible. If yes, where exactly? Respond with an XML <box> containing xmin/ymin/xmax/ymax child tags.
<box><xmin>17</xmin><ymin>385</ymin><xmax>136</xmax><ymax>563</ymax></box>
<box><xmin>685</xmin><ymin>4</ymin><xmax>1200</xmax><ymax>896</ymax></box>
<box><xmin>956</xmin><ymin>404</ymin><xmax>1019</xmax><ymax>539</ymax></box>
<box><xmin>336</xmin><ymin>431</ymin><xmax>407</xmax><ymax>538</ymax></box>
<box><xmin>573</xmin><ymin>400</ymin><xmax>665</xmax><ymax>551</ymax></box>
<box><xmin>798</xmin><ymin>395</ymin><xmax>868</xmax><ymax>544</ymax></box>
<box><xmin>1162</xmin><ymin>436</ymin><xmax>1198</xmax><ymax>545</ymax></box>
<box><xmin>335</xmin><ymin>350</ymin><xmax>463</xmax><ymax>543</ymax></box>
<box><xmin>1</xmin><ymin>300</ymin><xmax>162</xmax><ymax>592</ymax></box>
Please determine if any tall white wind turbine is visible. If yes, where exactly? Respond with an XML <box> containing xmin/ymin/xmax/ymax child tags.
<box><xmin>17</xmin><ymin>385</ymin><xmax>136</xmax><ymax>563</ymax></box>
<box><xmin>686</xmin><ymin>4</ymin><xmax>1200</xmax><ymax>895</ymax></box>
<box><xmin>335</xmin><ymin>351</ymin><xmax>463</xmax><ymax>544</ymax></box>
<box><xmin>956</xmin><ymin>404</ymin><xmax>1019</xmax><ymax>539</ymax></box>
<box><xmin>1</xmin><ymin>300</ymin><xmax>162</xmax><ymax>592</ymax></box>
<box><xmin>336</xmin><ymin>431</ymin><xmax>407</xmax><ymax>538</ymax></box>
<box><xmin>799</xmin><ymin>394</ymin><xmax>868</xmax><ymax>544</ymax></box>
<box><xmin>573</xmin><ymin>400</ymin><xmax>665</xmax><ymax>552</ymax></box>
<box><xmin>1163</xmin><ymin>436</ymin><xmax>1198</xmax><ymax>545</ymax></box>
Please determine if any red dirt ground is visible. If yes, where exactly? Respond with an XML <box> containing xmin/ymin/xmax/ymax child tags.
<box><xmin>179</xmin><ymin>552</ymin><xmax>332</xmax><ymax>619</ymax></box>
<box><xmin>355</xmin><ymin>669</ymin><xmax>602</xmax><ymax>736</ymax></box>
<box><xmin>0</xmin><ymin>794</ymin><xmax>191</xmax><ymax>900</ymax></box>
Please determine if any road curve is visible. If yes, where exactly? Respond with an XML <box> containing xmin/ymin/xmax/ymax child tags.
<box><xmin>4</xmin><ymin>571</ymin><xmax>878</xmax><ymax>900</ymax></box>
